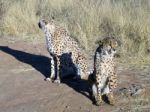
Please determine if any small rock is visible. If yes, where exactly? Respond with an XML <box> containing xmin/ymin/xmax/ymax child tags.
<box><xmin>129</xmin><ymin>84</ymin><xmax>145</xmax><ymax>96</ymax></box>
<box><xmin>65</xmin><ymin>105</ymin><xmax>69</xmax><ymax>108</ymax></box>
<box><xmin>119</xmin><ymin>84</ymin><xmax>145</xmax><ymax>97</ymax></box>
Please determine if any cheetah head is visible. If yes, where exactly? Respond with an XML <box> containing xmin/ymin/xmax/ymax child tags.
<box><xmin>38</xmin><ymin>18</ymin><xmax>55</xmax><ymax>34</ymax></box>
<box><xmin>102</xmin><ymin>37</ymin><xmax>118</xmax><ymax>50</ymax></box>
<box><xmin>97</xmin><ymin>37</ymin><xmax>118</xmax><ymax>56</ymax></box>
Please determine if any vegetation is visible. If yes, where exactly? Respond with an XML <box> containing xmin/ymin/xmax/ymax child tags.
<box><xmin>0</xmin><ymin>0</ymin><xmax>150</xmax><ymax>60</ymax></box>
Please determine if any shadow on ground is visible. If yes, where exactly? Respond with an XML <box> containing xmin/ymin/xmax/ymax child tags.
<box><xmin>0</xmin><ymin>46</ymin><xmax>51</xmax><ymax>78</ymax></box>
<box><xmin>62</xmin><ymin>79</ymin><xmax>92</xmax><ymax>100</ymax></box>
<box><xmin>0</xmin><ymin>46</ymin><xmax>92</xmax><ymax>101</ymax></box>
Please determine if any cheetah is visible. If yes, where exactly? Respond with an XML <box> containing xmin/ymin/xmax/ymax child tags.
<box><xmin>89</xmin><ymin>37</ymin><xmax>118</xmax><ymax>105</ymax></box>
<box><xmin>38</xmin><ymin>18</ymin><xmax>88</xmax><ymax>83</ymax></box>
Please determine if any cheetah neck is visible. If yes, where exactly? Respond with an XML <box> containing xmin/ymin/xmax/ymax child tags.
<box><xmin>44</xmin><ymin>28</ymin><xmax>54</xmax><ymax>53</ymax></box>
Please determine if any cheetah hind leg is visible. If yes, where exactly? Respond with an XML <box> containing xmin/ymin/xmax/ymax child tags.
<box><xmin>73</xmin><ymin>64</ymin><xmax>81</xmax><ymax>79</ymax></box>
<box><xmin>75</xmin><ymin>63</ymin><xmax>89</xmax><ymax>79</ymax></box>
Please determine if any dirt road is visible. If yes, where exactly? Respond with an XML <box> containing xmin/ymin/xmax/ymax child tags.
<box><xmin>0</xmin><ymin>37</ymin><xmax>149</xmax><ymax>112</ymax></box>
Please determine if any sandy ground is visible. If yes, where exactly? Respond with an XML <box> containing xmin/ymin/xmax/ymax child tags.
<box><xmin>0</xmin><ymin>37</ymin><xmax>150</xmax><ymax>112</ymax></box>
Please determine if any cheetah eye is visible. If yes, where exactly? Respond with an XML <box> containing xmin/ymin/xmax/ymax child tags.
<box><xmin>43</xmin><ymin>20</ymin><xmax>48</xmax><ymax>25</ymax></box>
<box><xmin>112</xmin><ymin>48</ymin><xmax>116</xmax><ymax>52</ymax></box>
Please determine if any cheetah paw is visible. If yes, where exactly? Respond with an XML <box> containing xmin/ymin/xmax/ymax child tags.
<box><xmin>54</xmin><ymin>79</ymin><xmax>61</xmax><ymax>84</ymax></box>
<box><xmin>108</xmin><ymin>99</ymin><xmax>115</xmax><ymax>105</ymax></box>
<box><xmin>45</xmin><ymin>78</ymin><xmax>52</xmax><ymax>82</ymax></box>
<box><xmin>95</xmin><ymin>97</ymin><xmax>103</xmax><ymax>106</ymax></box>
<box><xmin>95</xmin><ymin>100</ymin><xmax>103</xmax><ymax>106</ymax></box>
<box><xmin>107</xmin><ymin>94</ymin><xmax>115</xmax><ymax>105</ymax></box>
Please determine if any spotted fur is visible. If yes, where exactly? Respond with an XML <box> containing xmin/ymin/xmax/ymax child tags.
<box><xmin>38</xmin><ymin>19</ymin><xmax>88</xmax><ymax>83</ymax></box>
<box><xmin>90</xmin><ymin>37</ymin><xmax>118</xmax><ymax>105</ymax></box>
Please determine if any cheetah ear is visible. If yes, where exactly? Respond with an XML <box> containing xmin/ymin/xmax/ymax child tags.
<box><xmin>95</xmin><ymin>40</ymin><xmax>103</xmax><ymax>46</ymax></box>
<box><xmin>52</xmin><ymin>16</ymin><xmax>55</xmax><ymax>20</ymax></box>
<box><xmin>42</xmin><ymin>19</ymin><xmax>48</xmax><ymax>25</ymax></box>
<box><xmin>45</xmin><ymin>20</ymin><xmax>48</xmax><ymax>25</ymax></box>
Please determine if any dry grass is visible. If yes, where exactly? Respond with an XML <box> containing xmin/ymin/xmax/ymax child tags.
<box><xmin>0</xmin><ymin>0</ymin><xmax>150</xmax><ymax>59</ymax></box>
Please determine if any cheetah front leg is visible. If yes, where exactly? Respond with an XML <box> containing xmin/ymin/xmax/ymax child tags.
<box><xmin>106</xmin><ymin>92</ymin><xmax>114</xmax><ymax>105</ymax></box>
<box><xmin>92</xmin><ymin>83</ymin><xmax>100</xmax><ymax>105</ymax></box>
<box><xmin>95</xmin><ymin>81</ymin><xmax>103</xmax><ymax>106</ymax></box>
<box><xmin>54</xmin><ymin>56</ymin><xmax>61</xmax><ymax>84</ymax></box>
<box><xmin>45</xmin><ymin>55</ymin><xmax>55</xmax><ymax>82</ymax></box>
<box><xmin>106</xmin><ymin>74</ymin><xmax>117</xmax><ymax>105</ymax></box>
<box><xmin>50</xmin><ymin>56</ymin><xmax>55</xmax><ymax>79</ymax></box>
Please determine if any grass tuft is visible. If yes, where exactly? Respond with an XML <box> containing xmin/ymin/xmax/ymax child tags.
<box><xmin>0</xmin><ymin>0</ymin><xmax>150</xmax><ymax>59</ymax></box>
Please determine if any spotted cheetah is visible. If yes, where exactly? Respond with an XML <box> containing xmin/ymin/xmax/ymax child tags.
<box><xmin>38</xmin><ymin>18</ymin><xmax>88</xmax><ymax>83</ymax></box>
<box><xmin>89</xmin><ymin>37</ymin><xmax>118</xmax><ymax>105</ymax></box>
